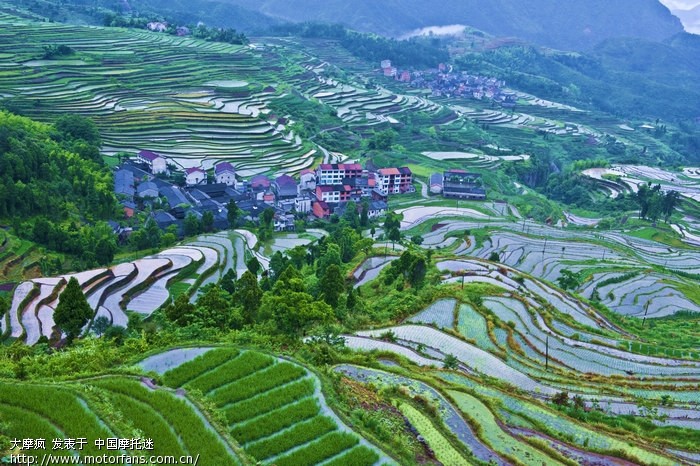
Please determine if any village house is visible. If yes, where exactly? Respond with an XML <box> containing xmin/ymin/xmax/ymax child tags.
<box><xmin>442</xmin><ymin>169</ymin><xmax>486</xmax><ymax>200</ymax></box>
<box><xmin>250</xmin><ymin>174</ymin><xmax>271</xmax><ymax>192</ymax></box>
<box><xmin>185</xmin><ymin>167</ymin><xmax>207</xmax><ymax>187</ymax></box>
<box><xmin>295</xmin><ymin>193</ymin><xmax>313</xmax><ymax>214</ymax></box>
<box><xmin>312</xmin><ymin>201</ymin><xmax>331</xmax><ymax>219</ymax></box>
<box><xmin>136</xmin><ymin>181</ymin><xmax>159</xmax><ymax>199</ymax></box>
<box><xmin>137</xmin><ymin>150</ymin><xmax>167</xmax><ymax>175</ymax></box>
<box><xmin>274</xmin><ymin>175</ymin><xmax>299</xmax><ymax>200</ymax></box>
<box><xmin>316</xmin><ymin>163</ymin><xmax>363</xmax><ymax>185</ymax></box>
<box><xmin>214</xmin><ymin>162</ymin><xmax>236</xmax><ymax>186</ymax></box>
<box><xmin>376</xmin><ymin>167</ymin><xmax>414</xmax><ymax>195</ymax></box>
<box><xmin>429</xmin><ymin>173</ymin><xmax>444</xmax><ymax>194</ymax></box>
<box><xmin>367</xmin><ymin>200</ymin><xmax>388</xmax><ymax>219</ymax></box>
<box><xmin>114</xmin><ymin>169</ymin><xmax>135</xmax><ymax>199</ymax></box>
<box><xmin>299</xmin><ymin>169</ymin><xmax>316</xmax><ymax>191</ymax></box>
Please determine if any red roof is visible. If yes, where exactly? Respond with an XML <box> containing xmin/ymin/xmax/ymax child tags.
<box><xmin>139</xmin><ymin>150</ymin><xmax>162</xmax><ymax>162</ymax></box>
<box><xmin>378</xmin><ymin>167</ymin><xmax>400</xmax><ymax>176</ymax></box>
<box><xmin>215</xmin><ymin>162</ymin><xmax>235</xmax><ymax>174</ymax></box>
<box><xmin>251</xmin><ymin>175</ymin><xmax>271</xmax><ymax>188</ymax></box>
<box><xmin>185</xmin><ymin>167</ymin><xmax>205</xmax><ymax>175</ymax></box>
<box><xmin>300</xmin><ymin>169</ymin><xmax>315</xmax><ymax>176</ymax></box>
<box><xmin>318</xmin><ymin>163</ymin><xmax>362</xmax><ymax>171</ymax></box>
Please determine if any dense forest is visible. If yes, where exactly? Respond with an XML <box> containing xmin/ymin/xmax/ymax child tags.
<box><xmin>0</xmin><ymin>111</ymin><xmax>118</xmax><ymax>265</ymax></box>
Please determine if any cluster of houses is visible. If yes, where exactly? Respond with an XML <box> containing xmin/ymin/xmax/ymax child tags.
<box><xmin>114</xmin><ymin>151</ymin><xmax>416</xmax><ymax>237</ymax></box>
<box><xmin>146</xmin><ymin>21</ymin><xmax>190</xmax><ymax>36</ymax></box>
<box><xmin>380</xmin><ymin>60</ymin><xmax>516</xmax><ymax>107</ymax></box>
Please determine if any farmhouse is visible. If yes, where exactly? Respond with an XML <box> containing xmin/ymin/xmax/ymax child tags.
<box><xmin>299</xmin><ymin>169</ymin><xmax>316</xmax><ymax>191</ymax></box>
<box><xmin>114</xmin><ymin>169</ymin><xmax>135</xmax><ymax>198</ymax></box>
<box><xmin>137</xmin><ymin>150</ymin><xmax>167</xmax><ymax>175</ymax></box>
<box><xmin>429</xmin><ymin>173</ymin><xmax>444</xmax><ymax>194</ymax></box>
<box><xmin>185</xmin><ymin>167</ymin><xmax>207</xmax><ymax>186</ymax></box>
<box><xmin>214</xmin><ymin>162</ymin><xmax>236</xmax><ymax>186</ymax></box>
<box><xmin>442</xmin><ymin>169</ymin><xmax>486</xmax><ymax>200</ymax></box>
<box><xmin>376</xmin><ymin>167</ymin><xmax>413</xmax><ymax>195</ymax></box>
<box><xmin>136</xmin><ymin>181</ymin><xmax>159</xmax><ymax>199</ymax></box>
<box><xmin>274</xmin><ymin>175</ymin><xmax>299</xmax><ymax>200</ymax></box>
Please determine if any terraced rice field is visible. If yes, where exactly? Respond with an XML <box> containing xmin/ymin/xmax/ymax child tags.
<box><xmin>0</xmin><ymin>373</ymin><xmax>244</xmax><ymax>465</ymax></box>
<box><xmin>0</xmin><ymin>14</ymin><xmax>313</xmax><ymax>174</ymax></box>
<box><xmin>411</xmin><ymin>215</ymin><xmax>700</xmax><ymax>319</ymax></box>
<box><xmin>1</xmin><ymin>231</ymin><xmax>270</xmax><ymax>343</ymax></box>
<box><xmin>154</xmin><ymin>348</ymin><xmax>385</xmax><ymax>465</ymax></box>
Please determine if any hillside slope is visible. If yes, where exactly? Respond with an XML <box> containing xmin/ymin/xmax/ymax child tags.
<box><xmin>224</xmin><ymin>0</ymin><xmax>684</xmax><ymax>50</ymax></box>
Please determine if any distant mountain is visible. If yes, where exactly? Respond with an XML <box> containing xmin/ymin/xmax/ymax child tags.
<box><xmin>672</xmin><ymin>5</ymin><xmax>700</xmax><ymax>33</ymax></box>
<box><xmin>221</xmin><ymin>0</ymin><xmax>684</xmax><ymax>50</ymax></box>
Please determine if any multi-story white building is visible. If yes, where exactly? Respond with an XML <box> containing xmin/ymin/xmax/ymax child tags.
<box><xmin>214</xmin><ymin>162</ymin><xmax>236</xmax><ymax>186</ymax></box>
<box><xmin>137</xmin><ymin>150</ymin><xmax>167</xmax><ymax>175</ymax></box>
<box><xmin>316</xmin><ymin>163</ymin><xmax>363</xmax><ymax>186</ymax></box>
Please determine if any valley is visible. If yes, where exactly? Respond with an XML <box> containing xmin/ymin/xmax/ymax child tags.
<box><xmin>0</xmin><ymin>2</ymin><xmax>699</xmax><ymax>466</ymax></box>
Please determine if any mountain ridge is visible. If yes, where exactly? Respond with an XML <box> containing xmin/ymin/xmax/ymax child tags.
<box><xmin>220</xmin><ymin>0</ymin><xmax>685</xmax><ymax>50</ymax></box>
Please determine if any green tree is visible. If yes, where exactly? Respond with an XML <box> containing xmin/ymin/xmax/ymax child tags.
<box><xmin>164</xmin><ymin>294</ymin><xmax>196</xmax><ymax>327</ymax></box>
<box><xmin>54</xmin><ymin>277</ymin><xmax>93</xmax><ymax>342</ymax></box>
<box><xmin>0</xmin><ymin>295</ymin><xmax>9</xmax><ymax>321</ymax></box>
<box><xmin>246</xmin><ymin>256</ymin><xmax>261</xmax><ymax>275</ymax></box>
<box><xmin>360</xmin><ymin>198</ymin><xmax>369</xmax><ymax>227</ymax></box>
<box><xmin>220</xmin><ymin>268</ymin><xmax>237</xmax><ymax>295</ymax></box>
<box><xmin>95</xmin><ymin>237</ymin><xmax>116</xmax><ymax>266</ymax></box>
<box><xmin>235</xmin><ymin>270</ymin><xmax>262</xmax><ymax>324</ymax></box>
<box><xmin>260</xmin><ymin>289</ymin><xmax>333</xmax><ymax>336</ymax></box>
<box><xmin>320</xmin><ymin>264</ymin><xmax>345</xmax><ymax>308</ymax></box>
<box><xmin>443</xmin><ymin>354</ymin><xmax>459</xmax><ymax>370</ymax></box>
<box><xmin>557</xmin><ymin>269</ymin><xmax>581</xmax><ymax>290</ymax></box>
<box><xmin>184</xmin><ymin>213</ymin><xmax>201</xmax><ymax>237</ymax></box>
<box><xmin>196</xmin><ymin>286</ymin><xmax>242</xmax><ymax>330</ymax></box>
<box><xmin>342</xmin><ymin>201</ymin><xmax>360</xmax><ymax>229</ymax></box>
<box><xmin>288</xmin><ymin>245</ymin><xmax>308</xmax><ymax>269</ymax></box>
<box><xmin>227</xmin><ymin>199</ymin><xmax>241</xmax><ymax>227</ymax></box>
<box><xmin>91</xmin><ymin>315</ymin><xmax>111</xmax><ymax>336</ymax></box>
<box><xmin>201</xmin><ymin>210</ymin><xmax>214</xmax><ymax>233</ymax></box>
<box><xmin>316</xmin><ymin>243</ymin><xmax>342</xmax><ymax>277</ymax></box>
<box><xmin>269</xmin><ymin>251</ymin><xmax>289</xmax><ymax>282</ymax></box>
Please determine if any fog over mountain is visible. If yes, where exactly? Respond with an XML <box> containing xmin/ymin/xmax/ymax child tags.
<box><xmin>222</xmin><ymin>0</ymin><xmax>684</xmax><ymax>50</ymax></box>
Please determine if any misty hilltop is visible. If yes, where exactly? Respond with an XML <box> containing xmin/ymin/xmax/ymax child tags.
<box><xmin>224</xmin><ymin>0</ymin><xmax>684</xmax><ymax>50</ymax></box>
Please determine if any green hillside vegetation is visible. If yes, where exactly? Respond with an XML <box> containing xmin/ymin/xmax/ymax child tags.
<box><xmin>0</xmin><ymin>111</ymin><xmax>118</xmax><ymax>267</ymax></box>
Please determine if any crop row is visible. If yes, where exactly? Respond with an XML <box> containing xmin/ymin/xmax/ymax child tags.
<box><xmin>244</xmin><ymin>415</ymin><xmax>337</xmax><ymax>460</ymax></box>
<box><xmin>323</xmin><ymin>446</ymin><xmax>380</xmax><ymax>466</ymax></box>
<box><xmin>106</xmin><ymin>392</ymin><xmax>186</xmax><ymax>457</ymax></box>
<box><xmin>162</xmin><ymin>348</ymin><xmax>240</xmax><ymax>388</ymax></box>
<box><xmin>398</xmin><ymin>403</ymin><xmax>467</xmax><ymax>466</ymax></box>
<box><xmin>222</xmin><ymin>377</ymin><xmax>315</xmax><ymax>423</ymax></box>
<box><xmin>185</xmin><ymin>351</ymin><xmax>273</xmax><ymax>394</ymax></box>
<box><xmin>210</xmin><ymin>362</ymin><xmax>307</xmax><ymax>406</ymax></box>
<box><xmin>273</xmin><ymin>431</ymin><xmax>359</xmax><ymax>466</ymax></box>
<box><xmin>231</xmin><ymin>398</ymin><xmax>319</xmax><ymax>444</ymax></box>
<box><xmin>91</xmin><ymin>378</ymin><xmax>240</xmax><ymax>466</ymax></box>
<box><xmin>0</xmin><ymin>383</ymin><xmax>114</xmax><ymax>456</ymax></box>
<box><xmin>0</xmin><ymin>403</ymin><xmax>70</xmax><ymax>456</ymax></box>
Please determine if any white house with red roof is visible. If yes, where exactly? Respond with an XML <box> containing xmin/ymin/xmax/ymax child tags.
<box><xmin>299</xmin><ymin>168</ymin><xmax>316</xmax><ymax>191</ymax></box>
<box><xmin>376</xmin><ymin>167</ymin><xmax>413</xmax><ymax>195</ymax></box>
<box><xmin>185</xmin><ymin>167</ymin><xmax>207</xmax><ymax>186</ymax></box>
<box><xmin>214</xmin><ymin>162</ymin><xmax>236</xmax><ymax>186</ymax></box>
<box><xmin>137</xmin><ymin>150</ymin><xmax>167</xmax><ymax>175</ymax></box>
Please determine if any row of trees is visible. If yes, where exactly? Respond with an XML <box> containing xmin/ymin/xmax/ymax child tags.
<box><xmin>636</xmin><ymin>183</ymin><xmax>680</xmax><ymax>223</ymax></box>
<box><xmin>103</xmin><ymin>13</ymin><xmax>248</xmax><ymax>44</ymax></box>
